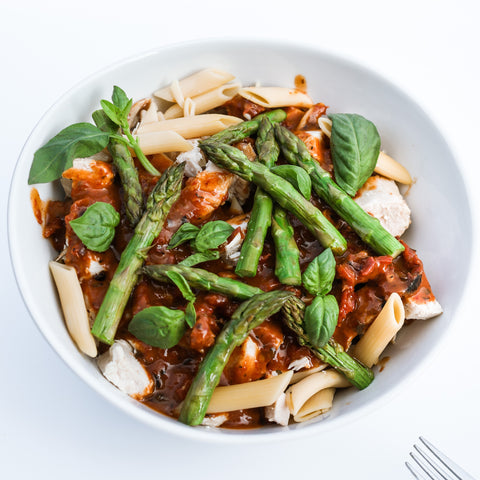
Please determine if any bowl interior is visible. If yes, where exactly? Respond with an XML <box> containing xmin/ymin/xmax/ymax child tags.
<box><xmin>8</xmin><ymin>40</ymin><xmax>472</xmax><ymax>441</ymax></box>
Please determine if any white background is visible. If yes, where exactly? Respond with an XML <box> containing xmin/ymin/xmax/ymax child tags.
<box><xmin>2</xmin><ymin>1</ymin><xmax>479</xmax><ymax>478</ymax></box>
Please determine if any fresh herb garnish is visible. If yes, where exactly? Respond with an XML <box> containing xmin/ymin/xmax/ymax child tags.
<box><xmin>329</xmin><ymin>113</ymin><xmax>381</xmax><ymax>196</ymax></box>
<box><xmin>304</xmin><ymin>294</ymin><xmax>339</xmax><ymax>348</ymax></box>
<box><xmin>128</xmin><ymin>306</ymin><xmax>186</xmax><ymax>348</ymax></box>
<box><xmin>302</xmin><ymin>248</ymin><xmax>336</xmax><ymax>296</ymax></box>
<box><xmin>69</xmin><ymin>202</ymin><xmax>120</xmax><ymax>252</ymax></box>
<box><xmin>165</xmin><ymin>270</ymin><xmax>197</xmax><ymax>327</ymax></box>
<box><xmin>193</xmin><ymin>220</ymin><xmax>234</xmax><ymax>252</ymax></box>
<box><xmin>28</xmin><ymin>86</ymin><xmax>159</xmax><ymax>185</ymax></box>
<box><xmin>179</xmin><ymin>250</ymin><xmax>220</xmax><ymax>267</ymax></box>
<box><xmin>168</xmin><ymin>223</ymin><xmax>201</xmax><ymax>249</ymax></box>
<box><xmin>271</xmin><ymin>165</ymin><xmax>312</xmax><ymax>199</ymax></box>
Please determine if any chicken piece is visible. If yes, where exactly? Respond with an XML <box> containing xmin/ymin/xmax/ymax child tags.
<box><xmin>62</xmin><ymin>158</ymin><xmax>115</xmax><ymax>192</ymax></box>
<box><xmin>97</xmin><ymin>340</ymin><xmax>154</xmax><ymax>400</ymax></box>
<box><xmin>354</xmin><ymin>175</ymin><xmax>411</xmax><ymax>237</ymax></box>
<box><xmin>265</xmin><ymin>393</ymin><xmax>290</xmax><ymax>426</ymax></box>
<box><xmin>223</xmin><ymin>336</ymin><xmax>262</xmax><ymax>384</ymax></box>
<box><xmin>222</xmin><ymin>214</ymin><xmax>250</xmax><ymax>263</ymax></box>
<box><xmin>176</xmin><ymin>139</ymin><xmax>207</xmax><ymax>177</ymax></box>
<box><xmin>404</xmin><ymin>298</ymin><xmax>443</xmax><ymax>320</ymax></box>
<box><xmin>128</xmin><ymin>97</ymin><xmax>152</xmax><ymax>129</ymax></box>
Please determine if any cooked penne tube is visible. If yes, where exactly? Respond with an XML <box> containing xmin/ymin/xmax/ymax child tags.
<box><xmin>137</xmin><ymin>114</ymin><xmax>242</xmax><ymax>139</ymax></box>
<box><xmin>154</xmin><ymin>68</ymin><xmax>235</xmax><ymax>102</ymax></box>
<box><xmin>139</xmin><ymin>100</ymin><xmax>159</xmax><ymax>125</ymax></box>
<box><xmin>290</xmin><ymin>365</ymin><xmax>326</xmax><ymax>384</ymax></box>
<box><xmin>375</xmin><ymin>151</ymin><xmax>413</xmax><ymax>185</ymax></box>
<box><xmin>318</xmin><ymin>116</ymin><xmax>332</xmax><ymax>137</ymax></box>
<box><xmin>136</xmin><ymin>131</ymin><xmax>193</xmax><ymax>155</ymax></box>
<box><xmin>206</xmin><ymin>371</ymin><xmax>293</xmax><ymax>414</ymax></box>
<box><xmin>164</xmin><ymin>82</ymin><xmax>241</xmax><ymax>119</ymax></box>
<box><xmin>285</xmin><ymin>369</ymin><xmax>350</xmax><ymax>415</ymax></box>
<box><xmin>239</xmin><ymin>87</ymin><xmax>313</xmax><ymax>108</ymax></box>
<box><xmin>293</xmin><ymin>387</ymin><xmax>336</xmax><ymax>423</ymax></box>
<box><xmin>353</xmin><ymin>292</ymin><xmax>405</xmax><ymax>367</ymax></box>
<box><xmin>49</xmin><ymin>261</ymin><xmax>97</xmax><ymax>357</ymax></box>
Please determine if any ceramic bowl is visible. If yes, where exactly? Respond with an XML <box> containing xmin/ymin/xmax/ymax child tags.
<box><xmin>8</xmin><ymin>39</ymin><xmax>472</xmax><ymax>441</ymax></box>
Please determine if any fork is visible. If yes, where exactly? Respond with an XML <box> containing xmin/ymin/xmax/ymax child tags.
<box><xmin>406</xmin><ymin>437</ymin><xmax>477</xmax><ymax>479</ymax></box>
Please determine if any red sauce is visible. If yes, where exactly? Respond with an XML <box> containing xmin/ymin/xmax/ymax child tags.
<box><xmin>39</xmin><ymin>105</ymin><xmax>435</xmax><ymax>429</ymax></box>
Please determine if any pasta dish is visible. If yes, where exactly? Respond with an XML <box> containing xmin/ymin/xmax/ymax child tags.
<box><xmin>29</xmin><ymin>68</ymin><xmax>442</xmax><ymax>428</ymax></box>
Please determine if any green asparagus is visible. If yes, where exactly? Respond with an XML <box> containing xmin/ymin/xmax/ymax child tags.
<box><xmin>205</xmin><ymin>109</ymin><xmax>287</xmax><ymax>144</ymax></box>
<box><xmin>108</xmin><ymin>140</ymin><xmax>144</xmax><ymax>226</ymax></box>
<box><xmin>179</xmin><ymin>290</ymin><xmax>294</xmax><ymax>425</ymax></box>
<box><xmin>274</xmin><ymin>124</ymin><xmax>404</xmax><ymax>258</ymax></box>
<box><xmin>91</xmin><ymin>163</ymin><xmax>185</xmax><ymax>344</ymax></box>
<box><xmin>282</xmin><ymin>296</ymin><xmax>374</xmax><ymax>390</ymax></box>
<box><xmin>271</xmin><ymin>206</ymin><xmax>302</xmax><ymax>285</ymax></box>
<box><xmin>200</xmin><ymin>141</ymin><xmax>347</xmax><ymax>254</ymax></box>
<box><xmin>143</xmin><ymin>264</ymin><xmax>263</xmax><ymax>300</ymax></box>
<box><xmin>235</xmin><ymin>117</ymin><xmax>278</xmax><ymax>277</ymax></box>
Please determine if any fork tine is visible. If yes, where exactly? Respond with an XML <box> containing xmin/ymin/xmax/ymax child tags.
<box><xmin>413</xmin><ymin>445</ymin><xmax>451</xmax><ymax>480</ymax></box>
<box><xmin>419</xmin><ymin>437</ymin><xmax>477</xmax><ymax>480</ymax></box>
<box><xmin>410</xmin><ymin>451</ymin><xmax>440</xmax><ymax>479</ymax></box>
<box><xmin>406</xmin><ymin>460</ymin><xmax>434</xmax><ymax>480</ymax></box>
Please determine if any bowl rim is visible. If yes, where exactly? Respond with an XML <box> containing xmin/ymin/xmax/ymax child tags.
<box><xmin>8</xmin><ymin>37</ymin><xmax>474</xmax><ymax>443</ymax></box>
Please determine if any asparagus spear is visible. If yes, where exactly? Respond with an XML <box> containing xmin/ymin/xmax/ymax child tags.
<box><xmin>271</xmin><ymin>206</ymin><xmax>302</xmax><ymax>285</ymax></box>
<box><xmin>205</xmin><ymin>109</ymin><xmax>287</xmax><ymax>144</ymax></box>
<box><xmin>274</xmin><ymin>125</ymin><xmax>404</xmax><ymax>258</ymax></box>
<box><xmin>91</xmin><ymin>163</ymin><xmax>185</xmax><ymax>344</ymax></box>
<box><xmin>282</xmin><ymin>296</ymin><xmax>374</xmax><ymax>390</ymax></box>
<box><xmin>235</xmin><ymin>117</ymin><xmax>278</xmax><ymax>277</ymax></box>
<box><xmin>179</xmin><ymin>290</ymin><xmax>294</xmax><ymax>426</ymax></box>
<box><xmin>108</xmin><ymin>140</ymin><xmax>144</xmax><ymax>226</ymax></box>
<box><xmin>200</xmin><ymin>141</ymin><xmax>347</xmax><ymax>254</ymax></box>
<box><xmin>143</xmin><ymin>264</ymin><xmax>263</xmax><ymax>300</ymax></box>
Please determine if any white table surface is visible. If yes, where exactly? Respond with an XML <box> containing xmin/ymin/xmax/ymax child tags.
<box><xmin>2</xmin><ymin>1</ymin><xmax>479</xmax><ymax>478</ymax></box>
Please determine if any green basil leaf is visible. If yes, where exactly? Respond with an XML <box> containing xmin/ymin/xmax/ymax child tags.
<box><xmin>168</xmin><ymin>223</ymin><xmax>200</xmax><ymax>249</ymax></box>
<box><xmin>69</xmin><ymin>202</ymin><xmax>120</xmax><ymax>252</ymax></box>
<box><xmin>329</xmin><ymin>113</ymin><xmax>381</xmax><ymax>196</ymax></box>
<box><xmin>304</xmin><ymin>294</ymin><xmax>338</xmax><ymax>348</ymax></box>
<box><xmin>128</xmin><ymin>306</ymin><xmax>186</xmax><ymax>348</ymax></box>
<box><xmin>165</xmin><ymin>271</ymin><xmax>195</xmax><ymax>302</ymax></box>
<box><xmin>185</xmin><ymin>301</ymin><xmax>197</xmax><ymax>328</ymax></box>
<box><xmin>92</xmin><ymin>109</ymin><xmax>119</xmax><ymax>134</ymax></box>
<box><xmin>100</xmin><ymin>99</ymin><xmax>123</xmax><ymax>127</ymax></box>
<box><xmin>194</xmin><ymin>220</ymin><xmax>234</xmax><ymax>252</ymax></box>
<box><xmin>180</xmin><ymin>250</ymin><xmax>220</xmax><ymax>267</ymax></box>
<box><xmin>271</xmin><ymin>165</ymin><xmax>312</xmax><ymax>199</ymax></box>
<box><xmin>302</xmin><ymin>248</ymin><xmax>336</xmax><ymax>295</ymax></box>
<box><xmin>28</xmin><ymin>123</ymin><xmax>110</xmax><ymax>184</ymax></box>
<box><xmin>112</xmin><ymin>86</ymin><xmax>131</xmax><ymax>113</ymax></box>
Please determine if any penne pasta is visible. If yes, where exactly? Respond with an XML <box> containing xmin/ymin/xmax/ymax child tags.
<box><xmin>206</xmin><ymin>371</ymin><xmax>293</xmax><ymax>414</ymax></box>
<box><xmin>239</xmin><ymin>87</ymin><xmax>313</xmax><ymax>108</ymax></box>
<box><xmin>293</xmin><ymin>387</ymin><xmax>336</xmax><ymax>423</ymax></box>
<box><xmin>154</xmin><ymin>68</ymin><xmax>235</xmax><ymax>103</ymax></box>
<box><xmin>318</xmin><ymin>116</ymin><xmax>332</xmax><ymax>138</ymax></box>
<box><xmin>164</xmin><ymin>82</ymin><xmax>241</xmax><ymax>119</ymax></box>
<box><xmin>353</xmin><ymin>292</ymin><xmax>405</xmax><ymax>367</ymax></box>
<box><xmin>285</xmin><ymin>369</ymin><xmax>350</xmax><ymax>416</ymax></box>
<box><xmin>139</xmin><ymin>100</ymin><xmax>159</xmax><ymax>125</ymax></box>
<box><xmin>49</xmin><ymin>261</ymin><xmax>97</xmax><ymax>357</ymax></box>
<box><xmin>137</xmin><ymin>114</ymin><xmax>242</xmax><ymax>139</ymax></box>
<box><xmin>136</xmin><ymin>130</ymin><xmax>193</xmax><ymax>155</ymax></box>
<box><xmin>290</xmin><ymin>365</ymin><xmax>326</xmax><ymax>384</ymax></box>
<box><xmin>169</xmin><ymin>79</ymin><xmax>185</xmax><ymax>108</ymax></box>
<box><xmin>375</xmin><ymin>151</ymin><xmax>413</xmax><ymax>185</ymax></box>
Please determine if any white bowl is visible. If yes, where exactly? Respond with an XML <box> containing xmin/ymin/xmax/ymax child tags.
<box><xmin>8</xmin><ymin>39</ymin><xmax>472</xmax><ymax>442</ymax></box>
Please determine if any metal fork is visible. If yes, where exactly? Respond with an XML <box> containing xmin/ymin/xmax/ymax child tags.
<box><xmin>406</xmin><ymin>437</ymin><xmax>476</xmax><ymax>479</ymax></box>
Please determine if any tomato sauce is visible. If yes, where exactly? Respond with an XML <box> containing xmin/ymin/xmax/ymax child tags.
<box><xmin>38</xmin><ymin>105</ymin><xmax>435</xmax><ymax>428</ymax></box>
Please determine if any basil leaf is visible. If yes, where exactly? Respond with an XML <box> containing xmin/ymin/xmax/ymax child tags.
<box><xmin>185</xmin><ymin>301</ymin><xmax>197</xmax><ymax>328</ymax></box>
<box><xmin>112</xmin><ymin>86</ymin><xmax>131</xmax><ymax>114</ymax></box>
<box><xmin>304</xmin><ymin>294</ymin><xmax>338</xmax><ymax>348</ymax></box>
<box><xmin>128</xmin><ymin>306</ymin><xmax>186</xmax><ymax>348</ymax></box>
<box><xmin>271</xmin><ymin>165</ymin><xmax>312</xmax><ymax>199</ymax></box>
<box><xmin>100</xmin><ymin>99</ymin><xmax>123</xmax><ymax>127</ymax></box>
<box><xmin>92</xmin><ymin>109</ymin><xmax>119</xmax><ymax>135</ymax></box>
<box><xmin>28</xmin><ymin>123</ymin><xmax>110</xmax><ymax>184</ymax></box>
<box><xmin>165</xmin><ymin>271</ymin><xmax>195</xmax><ymax>302</ymax></box>
<box><xmin>180</xmin><ymin>250</ymin><xmax>220</xmax><ymax>267</ymax></box>
<box><xmin>194</xmin><ymin>220</ymin><xmax>234</xmax><ymax>252</ymax></box>
<box><xmin>302</xmin><ymin>248</ymin><xmax>336</xmax><ymax>295</ymax></box>
<box><xmin>69</xmin><ymin>202</ymin><xmax>120</xmax><ymax>252</ymax></box>
<box><xmin>168</xmin><ymin>223</ymin><xmax>200</xmax><ymax>249</ymax></box>
<box><xmin>329</xmin><ymin>113</ymin><xmax>381</xmax><ymax>196</ymax></box>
